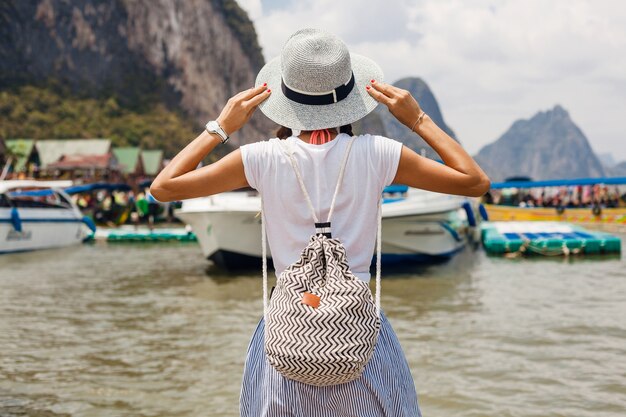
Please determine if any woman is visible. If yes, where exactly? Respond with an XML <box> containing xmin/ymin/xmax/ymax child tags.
<box><xmin>151</xmin><ymin>28</ymin><xmax>490</xmax><ymax>417</ymax></box>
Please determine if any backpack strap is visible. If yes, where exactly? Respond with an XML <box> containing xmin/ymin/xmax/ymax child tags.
<box><xmin>261</xmin><ymin>200</ymin><xmax>269</xmax><ymax>316</ymax></box>
<box><xmin>326</xmin><ymin>138</ymin><xmax>356</xmax><ymax>225</ymax></box>
<box><xmin>261</xmin><ymin>136</ymin><xmax>382</xmax><ymax>317</ymax></box>
<box><xmin>375</xmin><ymin>197</ymin><xmax>382</xmax><ymax>316</ymax></box>
<box><xmin>278</xmin><ymin>136</ymin><xmax>356</xmax><ymax>236</ymax></box>
<box><xmin>278</xmin><ymin>138</ymin><xmax>320</xmax><ymax>224</ymax></box>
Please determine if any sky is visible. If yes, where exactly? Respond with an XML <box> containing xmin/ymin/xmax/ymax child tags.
<box><xmin>236</xmin><ymin>0</ymin><xmax>626</xmax><ymax>163</ymax></box>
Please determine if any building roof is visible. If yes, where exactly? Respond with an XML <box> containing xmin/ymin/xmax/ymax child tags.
<box><xmin>112</xmin><ymin>147</ymin><xmax>142</xmax><ymax>174</ymax></box>
<box><xmin>141</xmin><ymin>149</ymin><xmax>164</xmax><ymax>175</ymax></box>
<box><xmin>36</xmin><ymin>139</ymin><xmax>111</xmax><ymax>169</ymax></box>
<box><xmin>5</xmin><ymin>139</ymin><xmax>35</xmax><ymax>171</ymax></box>
<box><xmin>47</xmin><ymin>154</ymin><xmax>114</xmax><ymax>170</ymax></box>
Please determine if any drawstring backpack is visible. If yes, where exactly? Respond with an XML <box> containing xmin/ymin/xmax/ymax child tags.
<box><xmin>260</xmin><ymin>136</ymin><xmax>382</xmax><ymax>386</ymax></box>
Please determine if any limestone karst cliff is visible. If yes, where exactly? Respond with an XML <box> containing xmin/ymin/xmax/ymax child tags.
<box><xmin>0</xmin><ymin>0</ymin><xmax>272</xmax><ymax>147</ymax></box>
<box><xmin>474</xmin><ymin>105</ymin><xmax>606</xmax><ymax>181</ymax></box>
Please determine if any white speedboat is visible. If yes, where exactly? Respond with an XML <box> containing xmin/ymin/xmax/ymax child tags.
<box><xmin>0</xmin><ymin>180</ymin><xmax>96</xmax><ymax>254</ymax></box>
<box><xmin>176</xmin><ymin>186</ymin><xmax>473</xmax><ymax>269</ymax></box>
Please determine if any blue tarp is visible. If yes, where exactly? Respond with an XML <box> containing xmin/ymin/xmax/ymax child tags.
<box><xmin>383</xmin><ymin>185</ymin><xmax>409</xmax><ymax>194</ymax></box>
<box><xmin>9</xmin><ymin>182</ymin><xmax>132</xmax><ymax>197</ymax></box>
<box><xmin>490</xmin><ymin>177</ymin><xmax>626</xmax><ymax>189</ymax></box>
<box><xmin>8</xmin><ymin>189</ymin><xmax>55</xmax><ymax>197</ymax></box>
<box><xmin>64</xmin><ymin>183</ymin><xmax>131</xmax><ymax>194</ymax></box>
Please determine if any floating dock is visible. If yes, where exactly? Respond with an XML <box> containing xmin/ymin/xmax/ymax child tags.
<box><xmin>92</xmin><ymin>226</ymin><xmax>197</xmax><ymax>242</ymax></box>
<box><xmin>481</xmin><ymin>221</ymin><xmax>621</xmax><ymax>256</ymax></box>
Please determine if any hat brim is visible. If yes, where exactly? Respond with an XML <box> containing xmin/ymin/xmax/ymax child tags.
<box><xmin>255</xmin><ymin>53</ymin><xmax>384</xmax><ymax>131</ymax></box>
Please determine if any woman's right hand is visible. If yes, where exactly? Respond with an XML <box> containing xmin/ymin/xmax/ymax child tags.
<box><xmin>366</xmin><ymin>81</ymin><xmax>423</xmax><ymax>131</ymax></box>
<box><xmin>216</xmin><ymin>84</ymin><xmax>271</xmax><ymax>136</ymax></box>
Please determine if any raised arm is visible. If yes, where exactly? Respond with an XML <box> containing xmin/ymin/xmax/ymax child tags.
<box><xmin>150</xmin><ymin>85</ymin><xmax>271</xmax><ymax>202</ymax></box>
<box><xmin>366</xmin><ymin>81</ymin><xmax>490</xmax><ymax>197</ymax></box>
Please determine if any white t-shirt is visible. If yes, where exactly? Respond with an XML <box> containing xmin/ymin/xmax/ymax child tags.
<box><xmin>240</xmin><ymin>133</ymin><xmax>403</xmax><ymax>282</ymax></box>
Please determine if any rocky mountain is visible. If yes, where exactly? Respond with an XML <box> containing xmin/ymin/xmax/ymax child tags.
<box><xmin>609</xmin><ymin>161</ymin><xmax>626</xmax><ymax>177</ymax></box>
<box><xmin>474</xmin><ymin>105</ymin><xmax>606</xmax><ymax>181</ymax></box>
<box><xmin>601</xmin><ymin>154</ymin><xmax>626</xmax><ymax>177</ymax></box>
<box><xmin>598</xmin><ymin>152</ymin><xmax>617</xmax><ymax>168</ymax></box>
<box><xmin>355</xmin><ymin>77</ymin><xmax>458</xmax><ymax>157</ymax></box>
<box><xmin>0</xmin><ymin>0</ymin><xmax>272</xmax><ymax>147</ymax></box>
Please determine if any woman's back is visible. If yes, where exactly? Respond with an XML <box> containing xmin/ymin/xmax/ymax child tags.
<box><xmin>241</xmin><ymin>133</ymin><xmax>402</xmax><ymax>281</ymax></box>
<box><xmin>150</xmin><ymin>28</ymin><xmax>488</xmax><ymax>417</ymax></box>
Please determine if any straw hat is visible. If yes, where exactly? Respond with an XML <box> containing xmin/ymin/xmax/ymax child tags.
<box><xmin>255</xmin><ymin>28</ymin><xmax>384</xmax><ymax>131</ymax></box>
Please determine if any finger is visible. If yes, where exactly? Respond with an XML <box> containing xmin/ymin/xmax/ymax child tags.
<box><xmin>388</xmin><ymin>84</ymin><xmax>409</xmax><ymax>97</ymax></box>
<box><xmin>366</xmin><ymin>85</ymin><xmax>392</xmax><ymax>105</ymax></box>
<box><xmin>370</xmin><ymin>81</ymin><xmax>395</xmax><ymax>98</ymax></box>
<box><xmin>239</xmin><ymin>84</ymin><xmax>268</xmax><ymax>101</ymax></box>
<box><xmin>228</xmin><ymin>85</ymin><xmax>264</xmax><ymax>103</ymax></box>
<box><xmin>245</xmin><ymin>87</ymin><xmax>271</xmax><ymax>108</ymax></box>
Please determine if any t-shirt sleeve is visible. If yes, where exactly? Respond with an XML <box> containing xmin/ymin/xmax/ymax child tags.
<box><xmin>370</xmin><ymin>135</ymin><xmax>404</xmax><ymax>189</ymax></box>
<box><xmin>239</xmin><ymin>141</ymin><xmax>268</xmax><ymax>191</ymax></box>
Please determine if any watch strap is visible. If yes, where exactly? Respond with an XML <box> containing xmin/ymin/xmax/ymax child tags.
<box><xmin>205</xmin><ymin>120</ymin><xmax>229</xmax><ymax>144</ymax></box>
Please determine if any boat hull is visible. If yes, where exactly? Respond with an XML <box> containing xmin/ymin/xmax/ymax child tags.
<box><xmin>176</xmin><ymin>191</ymin><xmax>469</xmax><ymax>270</ymax></box>
<box><xmin>484</xmin><ymin>204</ymin><xmax>626</xmax><ymax>225</ymax></box>
<box><xmin>0</xmin><ymin>208</ymin><xmax>88</xmax><ymax>254</ymax></box>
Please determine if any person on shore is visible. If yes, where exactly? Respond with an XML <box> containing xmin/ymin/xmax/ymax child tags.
<box><xmin>150</xmin><ymin>28</ymin><xmax>489</xmax><ymax>417</ymax></box>
<box><xmin>145</xmin><ymin>189</ymin><xmax>160</xmax><ymax>231</ymax></box>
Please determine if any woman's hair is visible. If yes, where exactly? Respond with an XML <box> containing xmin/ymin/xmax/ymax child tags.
<box><xmin>276</xmin><ymin>126</ymin><xmax>292</xmax><ymax>139</ymax></box>
<box><xmin>276</xmin><ymin>124</ymin><xmax>354</xmax><ymax>139</ymax></box>
<box><xmin>339</xmin><ymin>124</ymin><xmax>354</xmax><ymax>136</ymax></box>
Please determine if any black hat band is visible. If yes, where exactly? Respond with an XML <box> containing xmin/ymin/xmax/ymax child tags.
<box><xmin>281</xmin><ymin>73</ymin><xmax>355</xmax><ymax>106</ymax></box>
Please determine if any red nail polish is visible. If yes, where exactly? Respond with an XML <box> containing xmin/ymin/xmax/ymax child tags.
<box><xmin>371</xmin><ymin>79</ymin><xmax>376</xmax><ymax>83</ymax></box>
<box><xmin>263</xmin><ymin>82</ymin><xmax>267</xmax><ymax>87</ymax></box>
<box><xmin>267</xmin><ymin>89</ymin><xmax>271</xmax><ymax>93</ymax></box>
<box><xmin>366</xmin><ymin>86</ymin><xmax>370</xmax><ymax>90</ymax></box>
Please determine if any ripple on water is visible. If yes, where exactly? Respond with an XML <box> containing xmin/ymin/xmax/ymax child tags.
<box><xmin>0</xmin><ymin>239</ymin><xmax>625</xmax><ymax>416</ymax></box>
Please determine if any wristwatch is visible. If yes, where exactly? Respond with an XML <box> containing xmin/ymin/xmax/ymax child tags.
<box><xmin>205</xmin><ymin>120</ymin><xmax>229</xmax><ymax>144</ymax></box>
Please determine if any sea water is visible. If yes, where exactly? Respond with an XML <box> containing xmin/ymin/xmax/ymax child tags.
<box><xmin>0</xmin><ymin>238</ymin><xmax>625</xmax><ymax>417</ymax></box>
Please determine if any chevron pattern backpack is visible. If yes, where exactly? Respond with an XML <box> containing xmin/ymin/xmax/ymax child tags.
<box><xmin>260</xmin><ymin>136</ymin><xmax>382</xmax><ymax>386</ymax></box>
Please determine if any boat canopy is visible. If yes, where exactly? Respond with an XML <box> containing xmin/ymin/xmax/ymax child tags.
<box><xmin>7</xmin><ymin>182</ymin><xmax>131</xmax><ymax>197</ymax></box>
<box><xmin>0</xmin><ymin>180</ymin><xmax>73</xmax><ymax>194</ymax></box>
<box><xmin>490</xmin><ymin>177</ymin><xmax>626</xmax><ymax>189</ymax></box>
<box><xmin>138</xmin><ymin>179</ymin><xmax>153</xmax><ymax>189</ymax></box>
<box><xmin>64</xmin><ymin>182</ymin><xmax>132</xmax><ymax>194</ymax></box>
<box><xmin>383</xmin><ymin>185</ymin><xmax>409</xmax><ymax>194</ymax></box>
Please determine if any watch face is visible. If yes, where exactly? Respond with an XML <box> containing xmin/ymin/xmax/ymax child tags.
<box><xmin>206</xmin><ymin>121</ymin><xmax>219</xmax><ymax>131</ymax></box>
<box><xmin>206</xmin><ymin>120</ymin><xmax>227</xmax><ymax>142</ymax></box>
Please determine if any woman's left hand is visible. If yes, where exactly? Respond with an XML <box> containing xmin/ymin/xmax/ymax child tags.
<box><xmin>366</xmin><ymin>81</ymin><xmax>422</xmax><ymax>130</ymax></box>
<box><xmin>216</xmin><ymin>84</ymin><xmax>271</xmax><ymax>136</ymax></box>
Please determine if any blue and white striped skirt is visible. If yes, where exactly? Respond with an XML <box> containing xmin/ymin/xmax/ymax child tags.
<box><xmin>240</xmin><ymin>312</ymin><xmax>422</xmax><ymax>417</ymax></box>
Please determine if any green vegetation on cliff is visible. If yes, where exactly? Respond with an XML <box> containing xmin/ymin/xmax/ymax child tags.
<box><xmin>212</xmin><ymin>0</ymin><xmax>265</xmax><ymax>71</ymax></box>
<box><xmin>0</xmin><ymin>0</ymin><xmax>270</xmax><ymax>147</ymax></box>
<box><xmin>0</xmin><ymin>85</ymin><xmax>229</xmax><ymax>161</ymax></box>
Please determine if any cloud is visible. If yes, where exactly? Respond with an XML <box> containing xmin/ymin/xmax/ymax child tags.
<box><xmin>238</xmin><ymin>0</ymin><xmax>626</xmax><ymax>160</ymax></box>
<box><xmin>236</xmin><ymin>0</ymin><xmax>262</xmax><ymax>19</ymax></box>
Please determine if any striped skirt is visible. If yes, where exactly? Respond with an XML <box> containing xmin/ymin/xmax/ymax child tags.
<box><xmin>240</xmin><ymin>312</ymin><xmax>422</xmax><ymax>417</ymax></box>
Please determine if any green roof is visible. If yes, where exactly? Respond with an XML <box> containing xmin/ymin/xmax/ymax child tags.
<box><xmin>5</xmin><ymin>139</ymin><xmax>35</xmax><ymax>171</ymax></box>
<box><xmin>141</xmin><ymin>150</ymin><xmax>163</xmax><ymax>175</ymax></box>
<box><xmin>112</xmin><ymin>147</ymin><xmax>141</xmax><ymax>174</ymax></box>
<box><xmin>35</xmin><ymin>139</ymin><xmax>111</xmax><ymax>168</ymax></box>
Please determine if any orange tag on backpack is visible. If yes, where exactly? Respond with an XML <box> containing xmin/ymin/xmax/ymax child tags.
<box><xmin>301</xmin><ymin>292</ymin><xmax>320</xmax><ymax>308</ymax></box>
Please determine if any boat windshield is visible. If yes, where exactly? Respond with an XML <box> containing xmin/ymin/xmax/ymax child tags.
<box><xmin>7</xmin><ymin>189</ymin><xmax>72</xmax><ymax>209</ymax></box>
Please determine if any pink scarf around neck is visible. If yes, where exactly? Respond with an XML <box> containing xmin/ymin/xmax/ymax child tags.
<box><xmin>309</xmin><ymin>129</ymin><xmax>333</xmax><ymax>145</ymax></box>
